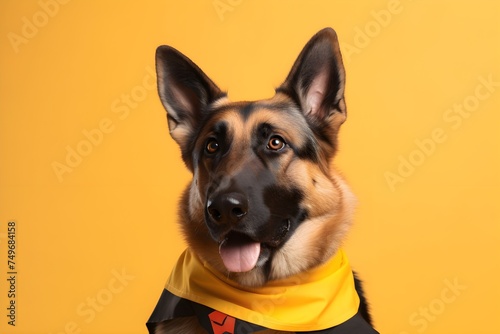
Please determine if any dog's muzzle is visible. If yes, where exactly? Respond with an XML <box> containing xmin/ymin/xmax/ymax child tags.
<box><xmin>205</xmin><ymin>191</ymin><xmax>291</xmax><ymax>273</ymax></box>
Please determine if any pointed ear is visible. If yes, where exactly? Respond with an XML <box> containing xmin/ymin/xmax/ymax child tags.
<box><xmin>155</xmin><ymin>46</ymin><xmax>224</xmax><ymax>157</ymax></box>
<box><xmin>278</xmin><ymin>28</ymin><xmax>346</xmax><ymax>128</ymax></box>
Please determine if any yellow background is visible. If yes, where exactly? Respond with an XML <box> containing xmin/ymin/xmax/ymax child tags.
<box><xmin>1</xmin><ymin>1</ymin><xmax>499</xmax><ymax>333</ymax></box>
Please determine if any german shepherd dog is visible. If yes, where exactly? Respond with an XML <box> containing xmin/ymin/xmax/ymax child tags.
<box><xmin>148</xmin><ymin>28</ymin><xmax>377</xmax><ymax>333</ymax></box>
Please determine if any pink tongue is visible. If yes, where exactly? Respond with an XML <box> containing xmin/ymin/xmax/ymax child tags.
<box><xmin>219</xmin><ymin>240</ymin><xmax>261</xmax><ymax>273</ymax></box>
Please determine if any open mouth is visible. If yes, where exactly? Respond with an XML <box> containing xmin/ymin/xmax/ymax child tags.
<box><xmin>218</xmin><ymin>220</ymin><xmax>291</xmax><ymax>273</ymax></box>
<box><xmin>219</xmin><ymin>233</ymin><xmax>261</xmax><ymax>273</ymax></box>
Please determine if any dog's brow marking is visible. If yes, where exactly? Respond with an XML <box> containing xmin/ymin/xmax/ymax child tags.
<box><xmin>244</xmin><ymin>108</ymin><xmax>312</xmax><ymax>152</ymax></box>
<box><xmin>239</xmin><ymin>103</ymin><xmax>256</xmax><ymax>120</ymax></box>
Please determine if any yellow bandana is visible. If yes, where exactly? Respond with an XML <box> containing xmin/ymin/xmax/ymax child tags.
<box><xmin>165</xmin><ymin>248</ymin><xmax>360</xmax><ymax>332</ymax></box>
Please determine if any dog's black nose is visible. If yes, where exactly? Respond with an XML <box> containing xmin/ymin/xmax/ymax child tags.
<box><xmin>207</xmin><ymin>192</ymin><xmax>248</xmax><ymax>225</ymax></box>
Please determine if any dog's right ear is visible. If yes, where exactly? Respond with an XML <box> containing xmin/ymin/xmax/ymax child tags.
<box><xmin>155</xmin><ymin>46</ymin><xmax>224</xmax><ymax>168</ymax></box>
<box><xmin>278</xmin><ymin>28</ymin><xmax>346</xmax><ymax>136</ymax></box>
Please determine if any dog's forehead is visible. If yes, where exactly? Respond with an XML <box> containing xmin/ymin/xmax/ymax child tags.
<box><xmin>205</xmin><ymin>96</ymin><xmax>311</xmax><ymax>144</ymax></box>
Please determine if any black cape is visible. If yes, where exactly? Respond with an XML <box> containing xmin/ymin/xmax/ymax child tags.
<box><xmin>147</xmin><ymin>289</ymin><xmax>379</xmax><ymax>334</ymax></box>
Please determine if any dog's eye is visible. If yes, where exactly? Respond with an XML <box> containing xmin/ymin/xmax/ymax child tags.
<box><xmin>205</xmin><ymin>139</ymin><xmax>219</xmax><ymax>154</ymax></box>
<box><xmin>267</xmin><ymin>136</ymin><xmax>286</xmax><ymax>151</ymax></box>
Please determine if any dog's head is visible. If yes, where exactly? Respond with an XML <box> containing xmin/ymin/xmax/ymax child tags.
<box><xmin>156</xmin><ymin>28</ymin><xmax>355</xmax><ymax>287</ymax></box>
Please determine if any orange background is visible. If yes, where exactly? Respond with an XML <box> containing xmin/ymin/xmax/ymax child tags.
<box><xmin>1</xmin><ymin>1</ymin><xmax>499</xmax><ymax>333</ymax></box>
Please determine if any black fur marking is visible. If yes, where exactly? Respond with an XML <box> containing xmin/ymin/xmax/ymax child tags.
<box><xmin>181</xmin><ymin>104</ymin><xmax>215</xmax><ymax>170</ymax></box>
<box><xmin>274</xmin><ymin>87</ymin><xmax>301</xmax><ymax>116</ymax></box>
<box><xmin>200</xmin><ymin>121</ymin><xmax>232</xmax><ymax>170</ymax></box>
<box><xmin>239</xmin><ymin>103</ymin><xmax>256</xmax><ymax>120</ymax></box>
<box><xmin>263</xmin><ymin>185</ymin><xmax>304</xmax><ymax>229</ymax></box>
<box><xmin>295</xmin><ymin>136</ymin><xmax>319</xmax><ymax>162</ymax></box>
<box><xmin>353</xmin><ymin>272</ymin><xmax>374</xmax><ymax>326</ymax></box>
<box><xmin>212</xmin><ymin>120</ymin><xmax>228</xmax><ymax>134</ymax></box>
<box><xmin>254</xmin><ymin>122</ymin><xmax>276</xmax><ymax>149</ymax></box>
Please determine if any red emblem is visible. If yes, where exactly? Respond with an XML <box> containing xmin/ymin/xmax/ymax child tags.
<box><xmin>208</xmin><ymin>310</ymin><xmax>236</xmax><ymax>334</ymax></box>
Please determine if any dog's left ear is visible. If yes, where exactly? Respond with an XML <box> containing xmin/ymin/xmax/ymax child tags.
<box><xmin>156</xmin><ymin>45</ymin><xmax>225</xmax><ymax>170</ymax></box>
<box><xmin>278</xmin><ymin>28</ymin><xmax>346</xmax><ymax>130</ymax></box>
